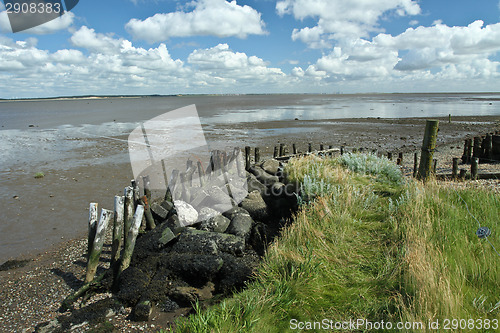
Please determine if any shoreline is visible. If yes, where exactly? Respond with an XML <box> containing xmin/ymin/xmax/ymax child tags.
<box><xmin>0</xmin><ymin>115</ymin><xmax>499</xmax><ymax>332</ymax></box>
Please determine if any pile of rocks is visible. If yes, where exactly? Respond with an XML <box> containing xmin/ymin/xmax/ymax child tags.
<box><xmin>115</xmin><ymin>158</ymin><xmax>298</xmax><ymax>321</ymax></box>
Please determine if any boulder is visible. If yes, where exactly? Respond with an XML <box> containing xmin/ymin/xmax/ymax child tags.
<box><xmin>158</xmin><ymin>227</ymin><xmax>177</xmax><ymax>248</ymax></box>
<box><xmin>226</xmin><ymin>214</ymin><xmax>253</xmax><ymax>242</ymax></box>
<box><xmin>260</xmin><ymin>159</ymin><xmax>281</xmax><ymax>175</ymax></box>
<box><xmin>118</xmin><ymin>267</ymin><xmax>152</xmax><ymax>306</ymax></box>
<box><xmin>198</xmin><ymin>207</ymin><xmax>219</xmax><ymax>221</ymax></box>
<box><xmin>240</xmin><ymin>190</ymin><xmax>269</xmax><ymax>221</ymax></box>
<box><xmin>171</xmin><ymin>233</ymin><xmax>219</xmax><ymax>255</ymax></box>
<box><xmin>168</xmin><ymin>286</ymin><xmax>203</xmax><ymax>307</ymax></box>
<box><xmin>249</xmin><ymin>166</ymin><xmax>279</xmax><ymax>186</ymax></box>
<box><xmin>167</xmin><ymin>253</ymin><xmax>223</xmax><ymax>286</ymax></box>
<box><xmin>223</xmin><ymin>207</ymin><xmax>250</xmax><ymax>220</ymax></box>
<box><xmin>178</xmin><ymin>229</ymin><xmax>245</xmax><ymax>256</ymax></box>
<box><xmin>133</xmin><ymin>300</ymin><xmax>152</xmax><ymax>322</ymax></box>
<box><xmin>216</xmin><ymin>252</ymin><xmax>260</xmax><ymax>293</ymax></box>
<box><xmin>174</xmin><ymin>200</ymin><xmax>199</xmax><ymax>226</ymax></box>
<box><xmin>246</xmin><ymin>173</ymin><xmax>267</xmax><ymax>195</ymax></box>
<box><xmin>199</xmin><ymin>215</ymin><xmax>231</xmax><ymax>233</ymax></box>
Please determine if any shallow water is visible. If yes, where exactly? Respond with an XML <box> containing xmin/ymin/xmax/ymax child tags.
<box><xmin>0</xmin><ymin>93</ymin><xmax>499</xmax><ymax>262</ymax></box>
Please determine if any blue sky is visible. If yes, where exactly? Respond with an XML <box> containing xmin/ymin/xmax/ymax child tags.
<box><xmin>1</xmin><ymin>0</ymin><xmax>500</xmax><ymax>98</ymax></box>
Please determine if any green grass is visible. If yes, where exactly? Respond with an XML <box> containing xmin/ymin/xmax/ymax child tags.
<box><xmin>173</xmin><ymin>154</ymin><xmax>500</xmax><ymax>332</ymax></box>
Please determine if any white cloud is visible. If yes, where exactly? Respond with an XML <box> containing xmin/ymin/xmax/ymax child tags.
<box><xmin>0</xmin><ymin>10</ymin><xmax>74</xmax><ymax>34</ymax></box>
<box><xmin>277</xmin><ymin>0</ymin><xmax>420</xmax><ymax>46</ymax></box>
<box><xmin>125</xmin><ymin>0</ymin><xmax>266</xmax><ymax>43</ymax></box>
<box><xmin>187</xmin><ymin>43</ymin><xmax>285</xmax><ymax>87</ymax></box>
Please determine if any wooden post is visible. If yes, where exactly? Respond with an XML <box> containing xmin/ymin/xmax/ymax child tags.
<box><xmin>85</xmin><ymin>208</ymin><xmax>113</xmax><ymax>283</ymax></box>
<box><xmin>387</xmin><ymin>152</ymin><xmax>392</xmax><ymax>160</ymax></box>
<box><xmin>472</xmin><ymin>137</ymin><xmax>481</xmax><ymax>158</ymax></box>
<box><xmin>273</xmin><ymin>146</ymin><xmax>278</xmax><ymax>158</ymax></box>
<box><xmin>462</xmin><ymin>139</ymin><xmax>472</xmax><ymax>164</ymax></box>
<box><xmin>245</xmin><ymin>146</ymin><xmax>251</xmax><ymax>170</ymax></box>
<box><xmin>320</xmin><ymin>144</ymin><xmax>324</xmax><ymax>151</ymax></box>
<box><xmin>142</xmin><ymin>176</ymin><xmax>151</xmax><ymax>202</ymax></box>
<box><xmin>123</xmin><ymin>186</ymin><xmax>135</xmax><ymax>251</ymax></box>
<box><xmin>292</xmin><ymin>143</ymin><xmax>297</xmax><ymax>155</ymax></box>
<box><xmin>117</xmin><ymin>205</ymin><xmax>144</xmax><ymax>278</ymax></box>
<box><xmin>398</xmin><ymin>152</ymin><xmax>403</xmax><ymax>163</ymax></box>
<box><xmin>197</xmin><ymin>161</ymin><xmax>205</xmax><ymax>187</ymax></box>
<box><xmin>413</xmin><ymin>153</ymin><xmax>418</xmax><ymax>178</ymax></box>
<box><xmin>255</xmin><ymin>147</ymin><xmax>260</xmax><ymax>163</ymax></box>
<box><xmin>471</xmin><ymin>157</ymin><xmax>479</xmax><ymax>180</ymax></box>
<box><xmin>459</xmin><ymin>169</ymin><xmax>467</xmax><ymax>180</ymax></box>
<box><xmin>111</xmin><ymin>196</ymin><xmax>124</xmax><ymax>275</ymax></box>
<box><xmin>142</xmin><ymin>196</ymin><xmax>156</xmax><ymax>230</ymax></box>
<box><xmin>131</xmin><ymin>180</ymin><xmax>140</xmax><ymax>207</ymax></box>
<box><xmin>279</xmin><ymin>143</ymin><xmax>285</xmax><ymax>157</ymax></box>
<box><xmin>417</xmin><ymin>120</ymin><xmax>439</xmax><ymax>181</ymax></box>
<box><xmin>87</xmin><ymin>203</ymin><xmax>98</xmax><ymax>260</ymax></box>
<box><xmin>484</xmin><ymin>133</ymin><xmax>493</xmax><ymax>162</ymax></box>
<box><xmin>340</xmin><ymin>146</ymin><xmax>344</xmax><ymax>155</ymax></box>
<box><xmin>452</xmin><ymin>158</ymin><xmax>459</xmax><ymax>180</ymax></box>
<box><xmin>433</xmin><ymin>159</ymin><xmax>437</xmax><ymax>174</ymax></box>
<box><xmin>308</xmin><ymin>143</ymin><xmax>312</xmax><ymax>153</ymax></box>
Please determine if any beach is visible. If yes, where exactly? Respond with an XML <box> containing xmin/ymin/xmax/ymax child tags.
<box><xmin>0</xmin><ymin>94</ymin><xmax>499</xmax><ymax>331</ymax></box>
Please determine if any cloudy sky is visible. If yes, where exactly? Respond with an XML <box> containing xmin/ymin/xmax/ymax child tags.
<box><xmin>1</xmin><ymin>0</ymin><xmax>500</xmax><ymax>98</ymax></box>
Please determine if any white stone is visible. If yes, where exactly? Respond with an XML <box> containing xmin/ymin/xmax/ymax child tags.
<box><xmin>174</xmin><ymin>200</ymin><xmax>199</xmax><ymax>226</ymax></box>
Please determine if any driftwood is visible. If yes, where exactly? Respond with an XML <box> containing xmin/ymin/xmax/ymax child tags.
<box><xmin>60</xmin><ymin>272</ymin><xmax>106</xmax><ymax>312</ymax></box>
<box><xmin>87</xmin><ymin>203</ymin><xmax>98</xmax><ymax>260</ymax></box>
<box><xmin>117</xmin><ymin>205</ymin><xmax>144</xmax><ymax>278</ymax></box>
<box><xmin>111</xmin><ymin>195</ymin><xmax>124</xmax><ymax>274</ymax></box>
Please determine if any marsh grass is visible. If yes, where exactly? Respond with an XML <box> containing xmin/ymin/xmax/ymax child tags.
<box><xmin>174</xmin><ymin>154</ymin><xmax>500</xmax><ymax>332</ymax></box>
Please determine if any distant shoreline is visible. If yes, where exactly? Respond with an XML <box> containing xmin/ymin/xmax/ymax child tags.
<box><xmin>1</xmin><ymin>91</ymin><xmax>500</xmax><ymax>102</ymax></box>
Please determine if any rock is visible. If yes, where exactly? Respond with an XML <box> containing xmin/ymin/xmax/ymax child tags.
<box><xmin>151</xmin><ymin>202</ymin><xmax>169</xmax><ymax>220</ymax></box>
<box><xmin>202</xmin><ymin>186</ymin><xmax>234</xmax><ymax>207</ymax></box>
<box><xmin>270</xmin><ymin>182</ymin><xmax>286</xmax><ymax>197</ymax></box>
<box><xmin>168</xmin><ymin>286</ymin><xmax>202</xmax><ymax>307</ymax></box>
<box><xmin>174</xmin><ymin>200</ymin><xmax>199</xmax><ymax>226</ymax></box>
<box><xmin>133</xmin><ymin>300</ymin><xmax>152</xmax><ymax>321</ymax></box>
<box><xmin>249</xmin><ymin>166</ymin><xmax>279</xmax><ymax>186</ymax></box>
<box><xmin>161</xmin><ymin>298</ymin><xmax>180</xmax><ymax>312</ymax></box>
<box><xmin>246</xmin><ymin>173</ymin><xmax>267</xmax><ymax>195</ymax></box>
<box><xmin>250</xmin><ymin>222</ymin><xmax>267</xmax><ymax>256</ymax></box>
<box><xmin>223</xmin><ymin>207</ymin><xmax>250</xmax><ymax>220</ymax></box>
<box><xmin>118</xmin><ymin>267</ymin><xmax>152</xmax><ymax>306</ymax></box>
<box><xmin>179</xmin><ymin>229</ymin><xmax>245</xmax><ymax>255</ymax></box>
<box><xmin>240</xmin><ymin>190</ymin><xmax>269</xmax><ymax>221</ymax></box>
<box><xmin>198</xmin><ymin>207</ymin><xmax>219</xmax><ymax>221</ymax></box>
<box><xmin>158</xmin><ymin>227</ymin><xmax>176</xmax><ymax>248</ymax></box>
<box><xmin>172</xmin><ymin>233</ymin><xmax>218</xmax><ymax>255</ymax></box>
<box><xmin>226</xmin><ymin>214</ymin><xmax>253</xmax><ymax>242</ymax></box>
<box><xmin>216</xmin><ymin>252</ymin><xmax>259</xmax><ymax>293</ymax></box>
<box><xmin>161</xmin><ymin>200</ymin><xmax>174</xmax><ymax>212</ymax></box>
<box><xmin>260</xmin><ymin>159</ymin><xmax>281</xmax><ymax>175</ymax></box>
<box><xmin>167</xmin><ymin>253</ymin><xmax>223</xmax><ymax>286</ymax></box>
<box><xmin>36</xmin><ymin>319</ymin><xmax>61</xmax><ymax>333</ymax></box>
<box><xmin>199</xmin><ymin>214</ymin><xmax>231</xmax><ymax>233</ymax></box>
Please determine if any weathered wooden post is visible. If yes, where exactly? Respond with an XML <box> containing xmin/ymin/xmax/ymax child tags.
<box><xmin>273</xmin><ymin>146</ymin><xmax>278</xmax><ymax>158</ymax></box>
<box><xmin>398</xmin><ymin>152</ymin><xmax>403</xmax><ymax>163</ymax></box>
<box><xmin>452</xmin><ymin>158</ymin><xmax>459</xmax><ymax>180</ymax></box>
<box><xmin>483</xmin><ymin>133</ymin><xmax>493</xmax><ymax>162</ymax></box>
<box><xmin>320</xmin><ymin>144</ymin><xmax>324</xmax><ymax>151</ymax></box>
<box><xmin>308</xmin><ymin>143</ymin><xmax>312</xmax><ymax>153</ymax></box>
<box><xmin>340</xmin><ymin>146</ymin><xmax>344</xmax><ymax>155</ymax></box>
<box><xmin>255</xmin><ymin>147</ymin><xmax>260</xmax><ymax>163</ymax></box>
<box><xmin>142</xmin><ymin>196</ymin><xmax>156</xmax><ymax>230</ymax></box>
<box><xmin>111</xmin><ymin>196</ymin><xmax>124</xmax><ymax>277</ymax></box>
<box><xmin>197</xmin><ymin>161</ymin><xmax>205</xmax><ymax>187</ymax></box>
<box><xmin>472</xmin><ymin>137</ymin><xmax>481</xmax><ymax>159</ymax></box>
<box><xmin>471</xmin><ymin>157</ymin><xmax>479</xmax><ymax>180</ymax></box>
<box><xmin>142</xmin><ymin>176</ymin><xmax>151</xmax><ymax>202</ymax></box>
<box><xmin>292</xmin><ymin>143</ymin><xmax>297</xmax><ymax>155</ymax></box>
<box><xmin>117</xmin><ymin>205</ymin><xmax>144</xmax><ymax>278</ymax></box>
<box><xmin>279</xmin><ymin>143</ymin><xmax>285</xmax><ymax>157</ymax></box>
<box><xmin>131</xmin><ymin>180</ymin><xmax>140</xmax><ymax>207</ymax></box>
<box><xmin>123</xmin><ymin>186</ymin><xmax>135</xmax><ymax>251</ymax></box>
<box><xmin>459</xmin><ymin>169</ymin><xmax>467</xmax><ymax>180</ymax></box>
<box><xmin>433</xmin><ymin>159</ymin><xmax>437</xmax><ymax>174</ymax></box>
<box><xmin>387</xmin><ymin>152</ymin><xmax>393</xmax><ymax>160</ymax></box>
<box><xmin>417</xmin><ymin>120</ymin><xmax>439</xmax><ymax>181</ymax></box>
<box><xmin>85</xmin><ymin>208</ymin><xmax>113</xmax><ymax>283</ymax></box>
<box><xmin>462</xmin><ymin>138</ymin><xmax>472</xmax><ymax>164</ymax></box>
<box><xmin>413</xmin><ymin>153</ymin><xmax>418</xmax><ymax>178</ymax></box>
<box><xmin>87</xmin><ymin>203</ymin><xmax>98</xmax><ymax>260</ymax></box>
<box><xmin>245</xmin><ymin>146</ymin><xmax>251</xmax><ymax>170</ymax></box>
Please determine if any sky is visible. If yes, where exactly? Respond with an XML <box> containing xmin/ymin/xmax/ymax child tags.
<box><xmin>1</xmin><ymin>0</ymin><xmax>500</xmax><ymax>98</ymax></box>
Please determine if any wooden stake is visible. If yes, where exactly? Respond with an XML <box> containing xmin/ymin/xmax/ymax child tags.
<box><xmin>433</xmin><ymin>159</ymin><xmax>437</xmax><ymax>174</ymax></box>
<box><xmin>142</xmin><ymin>176</ymin><xmax>151</xmax><ymax>201</ymax></box>
<box><xmin>417</xmin><ymin>120</ymin><xmax>439</xmax><ymax>181</ymax></box>
<box><xmin>111</xmin><ymin>196</ymin><xmax>124</xmax><ymax>275</ymax></box>
<box><xmin>197</xmin><ymin>161</ymin><xmax>205</xmax><ymax>187</ymax></box>
<box><xmin>452</xmin><ymin>158</ymin><xmax>459</xmax><ymax>180</ymax></box>
<box><xmin>245</xmin><ymin>146</ymin><xmax>251</xmax><ymax>170</ymax></box>
<box><xmin>292</xmin><ymin>143</ymin><xmax>297</xmax><ymax>155</ymax></box>
<box><xmin>117</xmin><ymin>205</ymin><xmax>144</xmax><ymax>278</ymax></box>
<box><xmin>123</xmin><ymin>186</ymin><xmax>134</xmax><ymax>250</ymax></box>
<box><xmin>472</xmin><ymin>137</ymin><xmax>481</xmax><ymax>158</ymax></box>
<box><xmin>255</xmin><ymin>147</ymin><xmax>260</xmax><ymax>163</ymax></box>
<box><xmin>85</xmin><ymin>209</ymin><xmax>113</xmax><ymax>283</ymax></box>
<box><xmin>273</xmin><ymin>146</ymin><xmax>278</xmax><ymax>158</ymax></box>
<box><xmin>413</xmin><ymin>153</ymin><xmax>418</xmax><ymax>178</ymax></box>
<box><xmin>387</xmin><ymin>152</ymin><xmax>392</xmax><ymax>160</ymax></box>
<box><xmin>308</xmin><ymin>143</ymin><xmax>312</xmax><ymax>153</ymax></box>
<box><xmin>87</xmin><ymin>203</ymin><xmax>98</xmax><ymax>260</ymax></box>
<box><xmin>471</xmin><ymin>157</ymin><xmax>479</xmax><ymax>180</ymax></box>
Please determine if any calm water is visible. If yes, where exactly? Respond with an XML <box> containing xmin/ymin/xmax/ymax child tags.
<box><xmin>0</xmin><ymin>93</ymin><xmax>499</xmax><ymax>262</ymax></box>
